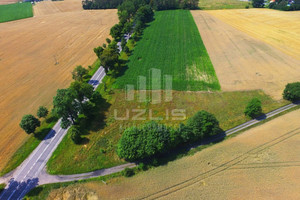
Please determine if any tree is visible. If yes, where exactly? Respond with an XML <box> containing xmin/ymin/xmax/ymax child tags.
<box><xmin>283</xmin><ymin>82</ymin><xmax>300</xmax><ymax>102</ymax></box>
<box><xmin>37</xmin><ymin>106</ymin><xmax>48</xmax><ymax>118</ymax></box>
<box><xmin>244</xmin><ymin>98</ymin><xmax>263</xmax><ymax>118</ymax></box>
<box><xmin>20</xmin><ymin>114</ymin><xmax>41</xmax><ymax>134</ymax></box>
<box><xmin>69</xmin><ymin>81</ymin><xmax>94</xmax><ymax>103</ymax></box>
<box><xmin>72</xmin><ymin>65</ymin><xmax>88</xmax><ymax>82</ymax></box>
<box><xmin>185</xmin><ymin>110</ymin><xmax>221</xmax><ymax>141</ymax></box>
<box><xmin>117</xmin><ymin>121</ymin><xmax>171</xmax><ymax>161</ymax></box>
<box><xmin>106</xmin><ymin>38</ymin><xmax>111</xmax><ymax>44</ymax></box>
<box><xmin>69</xmin><ymin>126</ymin><xmax>81</xmax><ymax>144</ymax></box>
<box><xmin>110</xmin><ymin>23</ymin><xmax>123</xmax><ymax>40</ymax></box>
<box><xmin>94</xmin><ymin>46</ymin><xmax>104</xmax><ymax>58</ymax></box>
<box><xmin>53</xmin><ymin>88</ymin><xmax>80</xmax><ymax>129</ymax></box>
<box><xmin>99</xmin><ymin>47</ymin><xmax>120</xmax><ymax>73</ymax></box>
<box><xmin>252</xmin><ymin>0</ymin><xmax>264</xmax><ymax>8</ymax></box>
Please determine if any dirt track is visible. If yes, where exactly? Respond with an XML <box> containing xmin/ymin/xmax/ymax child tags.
<box><xmin>47</xmin><ymin>109</ymin><xmax>300</xmax><ymax>199</ymax></box>
<box><xmin>191</xmin><ymin>10</ymin><xmax>300</xmax><ymax>100</ymax></box>
<box><xmin>0</xmin><ymin>3</ymin><xmax>117</xmax><ymax>171</ymax></box>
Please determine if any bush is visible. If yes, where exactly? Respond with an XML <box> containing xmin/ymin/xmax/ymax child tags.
<box><xmin>117</xmin><ymin>121</ymin><xmax>171</xmax><ymax>161</ymax></box>
<box><xmin>0</xmin><ymin>183</ymin><xmax>6</xmax><ymax>193</ymax></box>
<box><xmin>185</xmin><ymin>110</ymin><xmax>221</xmax><ymax>141</ymax></box>
<box><xmin>37</xmin><ymin>106</ymin><xmax>48</xmax><ymax>118</ymax></box>
<box><xmin>138</xmin><ymin>162</ymin><xmax>147</xmax><ymax>171</ymax></box>
<box><xmin>122</xmin><ymin>167</ymin><xmax>135</xmax><ymax>177</ymax></box>
<box><xmin>244</xmin><ymin>98</ymin><xmax>262</xmax><ymax>118</ymax></box>
<box><xmin>283</xmin><ymin>82</ymin><xmax>300</xmax><ymax>102</ymax></box>
<box><xmin>245</xmin><ymin>5</ymin><xmax>250</xmax><ymax>9</ymax></box>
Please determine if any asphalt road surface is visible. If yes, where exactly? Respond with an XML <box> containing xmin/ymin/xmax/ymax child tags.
<box><xmin>0</xmin><ymin>66</ymin><xmax>106</xmax><ymax>200</ymax></box>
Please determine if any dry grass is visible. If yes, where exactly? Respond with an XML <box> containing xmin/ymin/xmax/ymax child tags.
<box><xmin>0</xmin><ymin>0</ymin><xmax>17</xmax><ymax>5</ymax></box>
<box><xmin>33</xmin><ymin>0</ymin><xmax>83</xmax><ymax>16</ymax></box>
<box><xmin>191</xmin><ymin>10</ymin><xmax>300</xmax><ymax>100</ymax></box>
<box><xmin>0</xmin><ymin>4</ymin><xmax>117</xmax><ymax>172</ymax></box>
<box><xmin>47</xmin><ymin>109</ymin><xmax>300</xmax><ymax>200</ymax></box>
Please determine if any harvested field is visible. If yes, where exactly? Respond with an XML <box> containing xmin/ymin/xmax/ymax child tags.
<box><xmin>0</xmin><ymin>9</ymin><xmax>117</xmax><ymax>172</ymax></box>
<box><xmin>33</xmin><ymin>0</ymin><xmax>83</xmax><ymax>16</ymax></box>
<box><xmin>207</xmin><ymin>9</ymin><xmax>300</xmax><ymax>60</ymax></box>
<box><xmin>43</xmin><ymin>109</ymin><xmax>300</xmax><ymax>200</ymax></box>
<box><xmin>191</xmin><ymin>10</ymin><xmax>300</xmax><ymax>100</ymax></box>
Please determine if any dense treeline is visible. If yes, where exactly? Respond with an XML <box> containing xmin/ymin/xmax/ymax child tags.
<box><xmin>82</xmin><ymin>0</ymin><xmax>199</xmax><ymax>10</ymax></box>
<box><xmin>117</xmin><ymin>111</ymin><xmax>222</xmax><ymax>161</ymax></box>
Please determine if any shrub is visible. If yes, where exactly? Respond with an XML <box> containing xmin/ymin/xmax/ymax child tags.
<box><xmin>283</xmin><ymin>82</ymin><xmax>300</xmax><ymax>102</ymax></box>
<box><xmin>37</xmin><ymin>106</ymin><xmax>48</xmax><ymax>118</ymax></box>
<box><xmin>244</xmin><ymin>98</ymin><xmax>262</xmax><ymax>118</ymax></box>
<box><xmin>245</xmin><ymin>5</ymin><xmax>250</xmax><ymax>9</ymax></box>
<box><xmin>0</xmin><ymin>183</ymin><xmax>6</xmax><ymax>193</ymax></box>
<box><xmin>117</xmin><ymin>121</ymin><xmax>171</xmax><ymax>161</ymax></box>
<box><xmin>185</xmin><ymin>110</ymin><xmax>221</xmax><ymax>141</ymax></box>
<box><xmin>122</xmin><ymin>167</ymin><xmax>135</xmax><ymax>177</ymax></box>
<box><xmin>138</xmin><ymin>162</ymin><xmax>147</xmax><ymax>171</ymax></box>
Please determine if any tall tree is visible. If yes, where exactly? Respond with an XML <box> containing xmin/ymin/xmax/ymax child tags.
<box><xmin>69</xmin><ymin>81</ymin><xmax>94</xmax><ymax>103</ymax></box>
<box><xmin>100</xmin><ymin>48</ymin><xmax>120</xmax><ymax>73</ymax></box>
<box><xmin>53</xmin><ymin>89</ymin><xmax>80</xmax><ymax>128</ymax></box>
<box><xmin>20</xmin><ymin>114</ymin><xmax>41</xmax><ymax>134</ymax></box>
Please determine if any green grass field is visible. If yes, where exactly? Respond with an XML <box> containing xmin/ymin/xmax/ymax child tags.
<box><xmin>199</xmin><ymin>0</ymin><xmax>251</xmax><ymax>10</ymax></box>
<box><xmin>114</xmin><ymin>10</ymin><xmax>220</xmax><ymax>91</ymax></box>
<box><xmin>47</xmin><ymin>89</ymin><xmax>288</xmax><ymax>175</ymax></box>
<box><xmin>0</xmin><ymin>2</ymin><xmax>33</xmax><ymax>23</ymax></box>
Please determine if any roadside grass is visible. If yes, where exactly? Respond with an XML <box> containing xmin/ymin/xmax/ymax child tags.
<box><xmin>0</xmin><ymin>2</ymin><xmax>33</xmax><ymax>23</ymax></box>
<box><xmin>47</xmin><ymin>89</ymin><xmax>288</xmax><ymax>175</ymax></box>
<box><xmin>0</xmin><ymin>60</ymin><xmax>100</xmax><ymax>177</ymax></box>
<box><xmin>26</xmin><ymin>105</ymin><xmax>298</xmax><ymax>200</ymax></box>
<box><xmin>199</xmin><ymin>0</ymin><xmax>252</xmax><ymax>10</ymax></box>
<box><xmin>114</xmin><ymin>10</ymin><xmax>220</xmax><ymax>91</ymax></box>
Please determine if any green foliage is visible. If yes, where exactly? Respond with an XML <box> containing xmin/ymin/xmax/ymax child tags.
<box><xmin>94</xmin><ymin>46</ymin><xmax>104</xmax><ymax>59</ymax></box>
<box><xmin>185</xmin><ymin>110</ymin><xmax>221</xmax><ymax>141</ymax></box>
<box><xmin>117</xmin><ymin>121</ymin><xmax>172</xmax><ymax>161</ymax></box>
<box><xmin>72</xmin><ymin>65</ymin><xmax>88</xmax><ymax>82</ymax></box>
<box><xmin>69</xmin><ymin>126</ymin><xmax>82</xmax><ymax>144</ymax></box>
<box><xmin>137</xmin><ymin>162</ymin><xmax>147</xmax><ymax>171</ymax></box>
<box><xmin>19</xmin><ymin>114</ymin><xmax>41</xmax><ymax>134</ymax></box>
<box><xmin>115</xmin><ymin>10</ymin><xmax>220</xmax><ymax>91</ymax></box>
<box><xmin>269</xmin><ymin>0</ymin><xmax>300</xmax><ymax>11</ymax></box>
<box><xmin>52</xmin><ymin>89</ymin><xmax>80</xmax><ymax>128</ymax></box>
<box><xmin>283</xmin><ymin>82</ymin><xmax>300</xmax><ymax>102</ymax></box>
<box><xmin>0</xmin><ymin>2</ymin><xmax>33</xmax><ymax>23</ymax></box>
<box><xmin>244</xmin><ymin>98</ymin><xmax>263</xmax><ymax>118</ymax></box>
<box><xmin>110</xmin><ymin>24</ymin><xmax>123</xmax><ymax>40</ymax></box>
<box><xmin>252</xmin><ymin>0</ymin><xmax>264</xmax><ymax>8</ymax></box>
<box><xmin>37</xmin><ymin>106</ymin><xmax>49</xmax><ymax>118</ymax></box>
<box><xmin>245</xmin><ymin>4</ymin><xmax>250</xmax><ymax>9</ymax></box>
<box><xmin>122</xmin><ymin>167</ymin><xmax>135</xmax><ymax>177</ymax></box>
<box><xmin>70</xmin><ymin>81</ymin><xmax>94</xmax><ymax>102</ymax></box>
<box><xmin>82</xmin><ymin>0</ymin><xmax>124</xmax><ymax>9</ymax></box>
<box><xmin>100</xmin><ymin>47</ymin><xmax>120</xmax><ymax>73</ymax></box>
<box><xmin>0</xmin><ymin>183</ymin><xmax>6</xmax><ymax>193</ymax></box>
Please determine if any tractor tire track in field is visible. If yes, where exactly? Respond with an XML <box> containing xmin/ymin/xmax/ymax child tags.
<box><xmin>140</xmin><ymin>127</ymin><xmax>300</xmax><ymax>200</ymax></box>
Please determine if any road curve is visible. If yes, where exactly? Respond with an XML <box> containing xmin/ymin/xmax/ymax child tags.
<box><xmin>0</xmin><ymin>66</ymin><xmax>106</xmax><ymax>200</ymax></box>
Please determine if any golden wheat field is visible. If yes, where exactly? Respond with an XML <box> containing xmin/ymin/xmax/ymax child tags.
<box><xmin>0</xmin><ymin>1</ymin><xmax>117</xmax><ymax>172</ymax></box>
<box><xmin>48</xmin><ymin>109</ymin><xmax>300</xmax><ymax>200</ymax></box>
<box><xmin>191</xmin><ymin>10</ymin><xmax>300</xmax><ymax>100</ymax></box>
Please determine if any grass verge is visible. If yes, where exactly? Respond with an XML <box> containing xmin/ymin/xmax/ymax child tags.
<box><xmin>0</xmin><ymin>2</ymin><xmax>33</xmax><ymax>23</ymax></box>
<box><xmin>47</xmin><ymin>89</ymin><xmax>288</xmax><ymax>175</ymax></box>
<box><xmin>114</xmin><ymin>10</ymin><xmax>220</xmax><ymax>91</ymax></box>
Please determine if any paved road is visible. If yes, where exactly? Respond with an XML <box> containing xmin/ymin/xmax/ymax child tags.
<box><xmin>0</xmin><ymin>66</ymin><xmax>106</xmax><ymax>200</ymax></box>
